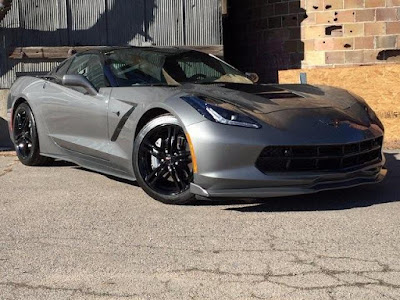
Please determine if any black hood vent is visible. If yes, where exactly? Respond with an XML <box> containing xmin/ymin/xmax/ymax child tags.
<box><xmin>255</xmin><ymin>92</ymin><xmax>303</xmax><ymax>100</ymax></box>
<box><xmin>216</xmin><ymin>83</ymin><xmax>304</xmax><ymax>100</ymax></box>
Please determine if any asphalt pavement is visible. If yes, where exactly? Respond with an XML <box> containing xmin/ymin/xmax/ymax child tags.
<box><xmin>0</xmin><ymin>151</ymin><xmax>399</xmax><ymax>300</ymax></box>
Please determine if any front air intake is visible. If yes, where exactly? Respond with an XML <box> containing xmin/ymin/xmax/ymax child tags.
<box><xmin>256</xmin><ymin>137</ymin><xmax>383</xmax><ymax>173</ymax></box>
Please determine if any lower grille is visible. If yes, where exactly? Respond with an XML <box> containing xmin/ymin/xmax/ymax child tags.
<box><xmin>256</xmin><ymin>137</ymin><xmax>383</xmax><ymax>173</ymax></box>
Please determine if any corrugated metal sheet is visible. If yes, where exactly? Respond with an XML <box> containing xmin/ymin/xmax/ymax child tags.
<box><xmin>106</xmin><ymin>0</ymin><xmax>146</xmax><ymax>45</ymax></box>
<box><xmin>148</xmin><ymin>0</ymin><xmax>184</xmax><ymax>46</ymax></box>
<box><xmin>0</xmin><ymin>0</ymin><xmax>222</xmax><ymax>88</ymax></box>
<box><xmin>68</xmin><ymin>0</ymin><xmax>108</xmax><ymax>45</ymax></box>
<box><xmin>184</xmin><ymin>0</ymin><xmax>222</xmax><ymax>46</ymax></box>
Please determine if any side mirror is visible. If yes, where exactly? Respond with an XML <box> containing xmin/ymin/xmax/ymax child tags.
<box><xmin>245</xmin><ymin>72</ymin><xmax>260</xmax><ymax>83</ymax></box>
<box><xmin>62</xmin><ymin>75</ymin><xmax>98</xmax><ymax>96</ymax></box>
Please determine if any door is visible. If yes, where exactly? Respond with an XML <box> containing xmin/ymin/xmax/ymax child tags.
<box><xmin>41</xmin><ymin>54</ymin><xmax>111</xmax><ymax>161</ymax></box>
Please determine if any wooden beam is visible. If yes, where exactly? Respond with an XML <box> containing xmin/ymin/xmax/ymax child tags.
<box><xmin>180</xmin><ymin>45</ymin><xmax>224</xmax><ymax>57</ymax></box>
<box><xmin>9</xmin><ymin>45</ymin><xmax>224</xmax><ymax>60</ymax></box>
<box><xmin>9</xmin><ymin>46</ymin><xmax>100</xmax><ymax>59</ymax></box>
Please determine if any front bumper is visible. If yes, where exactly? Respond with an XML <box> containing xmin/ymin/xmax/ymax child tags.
<box><xmin>186</xmin><ymin>118</ymin><xmax>386</xmax><ymax>199</ymax></box>
<box><xmin>191</xmin><ymin>165</ymin><xmax>387</xmax><ymax>198</ymax></box>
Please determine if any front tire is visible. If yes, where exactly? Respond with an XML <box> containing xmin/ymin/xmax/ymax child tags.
<box><xmin>13</xmin><ymin>103</ymin><xmax>53</xmax><ymax>166</ymax></box>
<box><xmin>133</xmin><ymin>114</ymin><xmax>195</xmax><ymax>204</ymax></box>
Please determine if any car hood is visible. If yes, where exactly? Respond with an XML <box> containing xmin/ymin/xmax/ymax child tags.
<box><xmin>178</xmin><ymin>82</ymin><xmax>377</xmax><ymax>130</ymax></box>
<box><xmin>180</xmin><ymin>83</ymin><xmax>359</xmax><ymax>114</ymax></box>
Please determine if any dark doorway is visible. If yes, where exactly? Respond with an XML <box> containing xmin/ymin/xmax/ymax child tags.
<box><xmin>224</xmin><ymin>1</ymin><xmax>306</xmax><ymax>83</ymax></box>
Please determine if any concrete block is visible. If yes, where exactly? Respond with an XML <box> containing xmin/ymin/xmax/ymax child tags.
<box><xmin>316</xmin><ymin>10</ymin><xmax>355</xmax><ymax>24</ymax></box>
<box><xmin>325</xmin><ymin>51</ymin><xmax>345</xmax><ymax>64</ymax></box>
<box><xmin>375</xmin><ymin>35</ymin><xmax>397</xmax><ymax>48</ymax></box>
<box><xmin>376</xmin><ymin>8</ymin><xmax>399</xmax><ymax>21</ymax></box>
<box><xmin>365</xmin><ymin>0</ymin><xmax>386</xmax><ymax>8</ymax></box>
<box><xmin>0</xmin><ymin>89</ymin><xmax>9</xmax><ymax>119</ymax></box>
<box><xmin>387</xmin><ymin>22</ymin><xmax>400</xmax><ymax>34</ymax></box>
<box><xmin>356</xmin><ymin>9</ymin><xmax>376</xmax><ymax>22</ymax></box>
<box><xmin>344</xmin><ymin>23</ymin><xmax>364</xmax><ymax>37</ymax></box>
<box><xmin>345</xmin><ymin>50</ymin><xmax>365</xmax><ymax>63</ymax></box>
<box><xmin>354</xmin><ymin>36</ymin><xmax>375</xmax><ymax>49</ymax></box>
<box><xmin>323</xmin><ymin>0</ymin><xmax>344</xmax><ymax>10</ymax></box>
<box><xmin>386</xmin><ymin>0</ymin><xmax>400</xmax><ymax>6</ymax></box>
<box><xmin>0</xmin><ymin>89</ymin><xmax>12</xmax><ymax>150</ymax></box>
<box><xmin>365</xmin><ymin>22</ymin><xmax>386</xmax><ymax>35</ymax></box>
<box><xmin>304</xmin><ymin>25</ymin><xmax>326</xmax><ymax>39</ymax></box>
<box><xmin>305</xmin><ymin>51</ymin><xmax>326</xmax><ymax>65</ymax></box>
<box><xmin>306</xmin><ymin>0</ymin><xmax>324</xmax><ymax>11</ymax></box>
<box><xmin>344</xmin><ymin>0</ymin><xmax>364</xmax><ymax>9</ymax></box>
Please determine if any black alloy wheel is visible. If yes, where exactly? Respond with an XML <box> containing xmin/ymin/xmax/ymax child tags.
<box><xmin>133</xmin><ymin>114</ymin><xmax>195</xmax><ymax>204</ymax></box>
<box><xmin>13</xmin><ymin>103</ymin><xmax>53</xmax><ymax>166</ymax></box>
<box><xmin>14</xmin><ymin>105</ymin><xmax>33</xmax><ymax>159</ymax></box>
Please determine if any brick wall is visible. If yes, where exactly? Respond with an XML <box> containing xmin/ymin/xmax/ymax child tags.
<box><xmin>225</xmin><ymin>0</ymin><xmax>400</xmax><ymax>81</ymax></box>
<box><xmin>303</xmin><ymin>0</ymin><xmax>400</xmax><ymax>67</ymax></box>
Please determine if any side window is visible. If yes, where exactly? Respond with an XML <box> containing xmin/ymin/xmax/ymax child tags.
<box><xmin>86</xmin><ymin>56</ymin><xmax>107</xmax><ymax>90</ymax></box>
<box><xmin>67</xmin><ymin>54</ymin><xmax>106</xmax><ymax>90</ymax></box>
<box><xmin>55</xmin><ymin>58</ymin><xmax>73</xmax><ymax>77</ymax></box>
<box><xmin>67</xmin><ymin>55</ymin><xmax>91</xmax><ymax>77</ymax></box>
<box><xmin>106</xmin><ymin>50</ymin><xmax>162</xmax><ymax>86</ymax></box>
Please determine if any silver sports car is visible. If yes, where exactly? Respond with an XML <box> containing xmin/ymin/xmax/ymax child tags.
<box><xmin>7</xmin><ymin>46</ymin><xmax>386</xmax><ymax>204</ymax></box>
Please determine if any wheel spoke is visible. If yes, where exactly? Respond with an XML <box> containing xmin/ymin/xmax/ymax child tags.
<box><xmin>166</xmin><ymin>127</ymin><xmax>173</xmax><ymax>152</ymax></box>
<box><xmin>171</xmin><ymin>127</ymin><xmax>178</xmax><ymax>153</ymax></box>
<box><xmin>21</xmin><ymin>115</ymin><xmax>29</xmax><ymax>130</ymax></box>
<box><xmin>14</xmin><ymin>133</ymin><xmax>23</xmax><ymax>141</ymax></box>
<box><xmin>180</xmin><ymin>164</ymin><xmax>193</xmax><ymax>180</ymax></box>
<box><xmin>148</xmin><ymin>164</ymin><xmax>168</xmax><ymax>187</ymax></box>
<box><xmin>142</xmin><ymin>140</ymin><xmax>163</xmax><ymax>159</ymax></box>
<box><xmin>145</xmin><ymin>163</ymin><xmax>164</xmax><ymax>183</ymax></box>
<box><xmin>170</xmin><ymin>166</ymin><xmax>185</xmax><ymax>191</ymax></box>
<box><xmin>25</xmin><ymin>136</ymin><xmax>33</xmax><ymax>145</ymax></box>
<box><xmin>15</xmin><ymin>113</ymin><xmax>22</xmax><ymax>128</ymax></box>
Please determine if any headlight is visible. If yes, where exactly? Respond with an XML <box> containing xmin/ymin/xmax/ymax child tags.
<box><xmin>182</xmin><ymin>96</ymin><xmax>261</xmax><ymax>129</ymax></box>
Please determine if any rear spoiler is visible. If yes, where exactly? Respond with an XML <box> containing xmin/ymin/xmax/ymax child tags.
<box><xmin>16</xmin><ymin>71</ymin><xmax>49</xmax><ymax>78</ymax></box>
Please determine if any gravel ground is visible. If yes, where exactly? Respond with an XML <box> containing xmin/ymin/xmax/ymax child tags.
<box><xmin>0</xmin><ymin>151</ymin><xmax>399</xmax><ymax>300</ymax></box>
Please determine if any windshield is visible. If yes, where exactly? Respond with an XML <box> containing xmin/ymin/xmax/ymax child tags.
<box><xmin>104</xmin><ymin>48</ymin><xmax>253</xmax><ymax>86</ymax></box>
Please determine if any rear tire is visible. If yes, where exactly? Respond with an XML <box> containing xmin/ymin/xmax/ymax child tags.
<box><xmin>13</xmin><ymin>103</ymin><xmax>54</xmax><ymax>166</ymax></box>
<box><xmin>133</xmin><ymin>114</ymin><xmax>195</xmax><ymax>205</ymax></box>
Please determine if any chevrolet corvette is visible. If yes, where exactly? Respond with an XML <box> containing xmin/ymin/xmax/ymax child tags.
<box><xmin>7</xmin><ymin>46</ymin><xmax>386</xmax><ymax>204</ymax></box>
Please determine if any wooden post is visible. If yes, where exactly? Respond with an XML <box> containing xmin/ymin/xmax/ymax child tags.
<box><xmin>221</xmin><ymin>0</ymin><xmax>228</xmax><ymax>15</ymax></box>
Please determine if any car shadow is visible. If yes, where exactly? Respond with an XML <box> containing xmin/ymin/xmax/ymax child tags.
<box><xmin>221</xmin><ymin>152</ymin><xmax>400</xmax><ymax>212</ymax></box>
<box><xmin>48</xmin><ymin>152</ymin><xmax>399</xmax><ymax>211</ymax></box>
<box><xmin>73</xmin><ymin>166</ymin><xmax>139</xmax><ymax>187</ymax></box>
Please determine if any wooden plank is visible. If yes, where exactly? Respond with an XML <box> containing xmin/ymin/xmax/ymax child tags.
<box><xmin>180</xmin><ymin>45</ymin><xmax>224</xmax><ymax>57</ymax></box>
<box><xmin>8</xmin><ymin>46</ymin><xmax>100</xmax><ymax>59</ymax></box>
<box><xmin>8</xmin><ymin>45</ymin><xmax>224</xmax><ymax>60</ymax></box>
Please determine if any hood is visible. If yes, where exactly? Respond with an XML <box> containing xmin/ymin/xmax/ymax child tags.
<box><xmin>180</xmin><ymin>83</ymin><xmax>358</xmax><ymax>115</ymax></box>
<box><xmin>179</xmin><ymin>82</ymin><xmax>379</xmax><ymax>131</ymax></box>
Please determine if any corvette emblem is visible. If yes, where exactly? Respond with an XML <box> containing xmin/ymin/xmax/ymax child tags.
<box><xmin>318</xmin><ymin>119</ymin><xmax>341</xmax><ymax>128</ymax></box>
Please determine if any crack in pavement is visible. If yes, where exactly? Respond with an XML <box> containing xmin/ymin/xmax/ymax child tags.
<box><xmin>3</xmin><ymin>235</ymin><xmax>400</xmax><ymax>295</ymax></box>
<box><xmin>0</xmin><ymin>159</ymin><xmax>18</xmax><ymax>178</ymax></box>
<box><xmin>0</xmin><ymin>281</ymin><xmax>139</xmax><ymax>299</ymax></box>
